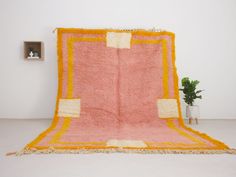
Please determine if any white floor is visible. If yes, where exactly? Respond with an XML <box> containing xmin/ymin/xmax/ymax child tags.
<box><xmin>1</xmin><ymin>119</ymin><xmax>236</xmax><ymax>177</ymax></box>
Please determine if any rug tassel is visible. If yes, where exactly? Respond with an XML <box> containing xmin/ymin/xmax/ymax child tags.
<box><xmin>6</xmin><ymin>151</ymin><xmax>17</xmax><ymax>156</ymax></box>
<box><xmin>226</xmin><ymin>148</ymin><xmax>236</xmax><ymax>154</ymax></box>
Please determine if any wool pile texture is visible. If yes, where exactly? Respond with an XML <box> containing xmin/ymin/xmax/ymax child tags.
<box><xmin>23</xmin><ymin>28</ymin><xmax>233</xmax><ymax>154</ymax></box>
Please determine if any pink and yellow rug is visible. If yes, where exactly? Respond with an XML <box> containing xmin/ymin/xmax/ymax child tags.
<box><xmin>22</xmin><ymin>28</ymin><xmax>234</xmax><ymax>154</ymax></box>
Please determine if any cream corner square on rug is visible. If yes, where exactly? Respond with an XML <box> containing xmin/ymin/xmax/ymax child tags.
<box><xmin>106</xmin><ymin>32</ymin><xmax>131</xmax><ymax>49</ymax></box>
<box><xmin>57</xmin><ymin>99</ymin><xmax>81</xmax><ymax>117</ymax></box>
<box><xmin>106</xmin><ymin>139</ymin><xmax>147</xmax><ymax>148</ymax></box>
<box><xmin>157</xmin><ymin>99</ymin><xmax>179</xmax><ymax>118</ymax></box>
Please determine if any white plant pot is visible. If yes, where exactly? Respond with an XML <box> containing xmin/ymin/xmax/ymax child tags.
<box><xmin>186</xmin><ymin>105</ymin><xmax>199</xmax><ymax>119</ymax></box>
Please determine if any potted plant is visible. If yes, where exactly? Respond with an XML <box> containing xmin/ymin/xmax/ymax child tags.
<box><xmin>179</xmin><ymin>77</ymin><xmax>203</xmax><ymax>124</ymax></box>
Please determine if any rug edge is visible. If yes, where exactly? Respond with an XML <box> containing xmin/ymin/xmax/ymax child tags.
<box><xmin>13</xmin><ymin>147</ymin><xmax>236</xmax><ymax>156</ymax></box>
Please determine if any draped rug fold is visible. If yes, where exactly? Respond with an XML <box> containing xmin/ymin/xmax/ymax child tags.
<box><xmin>22</xmin><ymin>28</ymin><xmax>235</xmax><ymax>155</ymax></box>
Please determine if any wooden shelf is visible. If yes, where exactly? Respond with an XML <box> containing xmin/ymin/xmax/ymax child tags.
<box><xmin>24</xmin><ymin>41</ymin><xmax>44</xmax><ymax>60</ymax></box>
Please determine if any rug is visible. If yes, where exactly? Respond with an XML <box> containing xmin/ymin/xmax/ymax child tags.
<box><xmin>20</xmin><ymin>28</ymin><xmax>235</xmax><ymax>155</ymax></box>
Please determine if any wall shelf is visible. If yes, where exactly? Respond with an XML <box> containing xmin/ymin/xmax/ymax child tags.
<box><xmin>24</xmin><ymin>41</ymin><xmax>44</xmax><ymax>60</ymax></box>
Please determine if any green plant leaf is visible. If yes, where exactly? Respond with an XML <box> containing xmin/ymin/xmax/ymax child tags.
<box><xmin>196</xmin><ymin>90</ymin><xmax>203</xmax><ymax>94</ymax></box>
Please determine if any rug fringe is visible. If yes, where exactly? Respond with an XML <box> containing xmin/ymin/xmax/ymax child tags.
<box><xmin>12</xmin><ymin>147</ymin><xmax>236</xmax><ymax>156</ymax></box>
<box><xmin>104</xmin><ymin>27</ymin><xmax>166</xmax><ymax>32</ymax></box>
<box><xmin>6</xmin><ymin>151</ymin><xmax>17</xmax><ymax>156</ymax></box>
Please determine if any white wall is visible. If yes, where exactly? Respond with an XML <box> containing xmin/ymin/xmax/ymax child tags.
<box><xmin>0</xmin><ymin>0</ymin><xmax>236</xmax><ymax>119</ymax></box>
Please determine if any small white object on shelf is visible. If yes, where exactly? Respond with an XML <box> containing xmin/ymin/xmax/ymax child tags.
<box><xmin>29</xmin><ymin>51</ymin><xmax>34</xmax><ymax>57</ymax></box>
